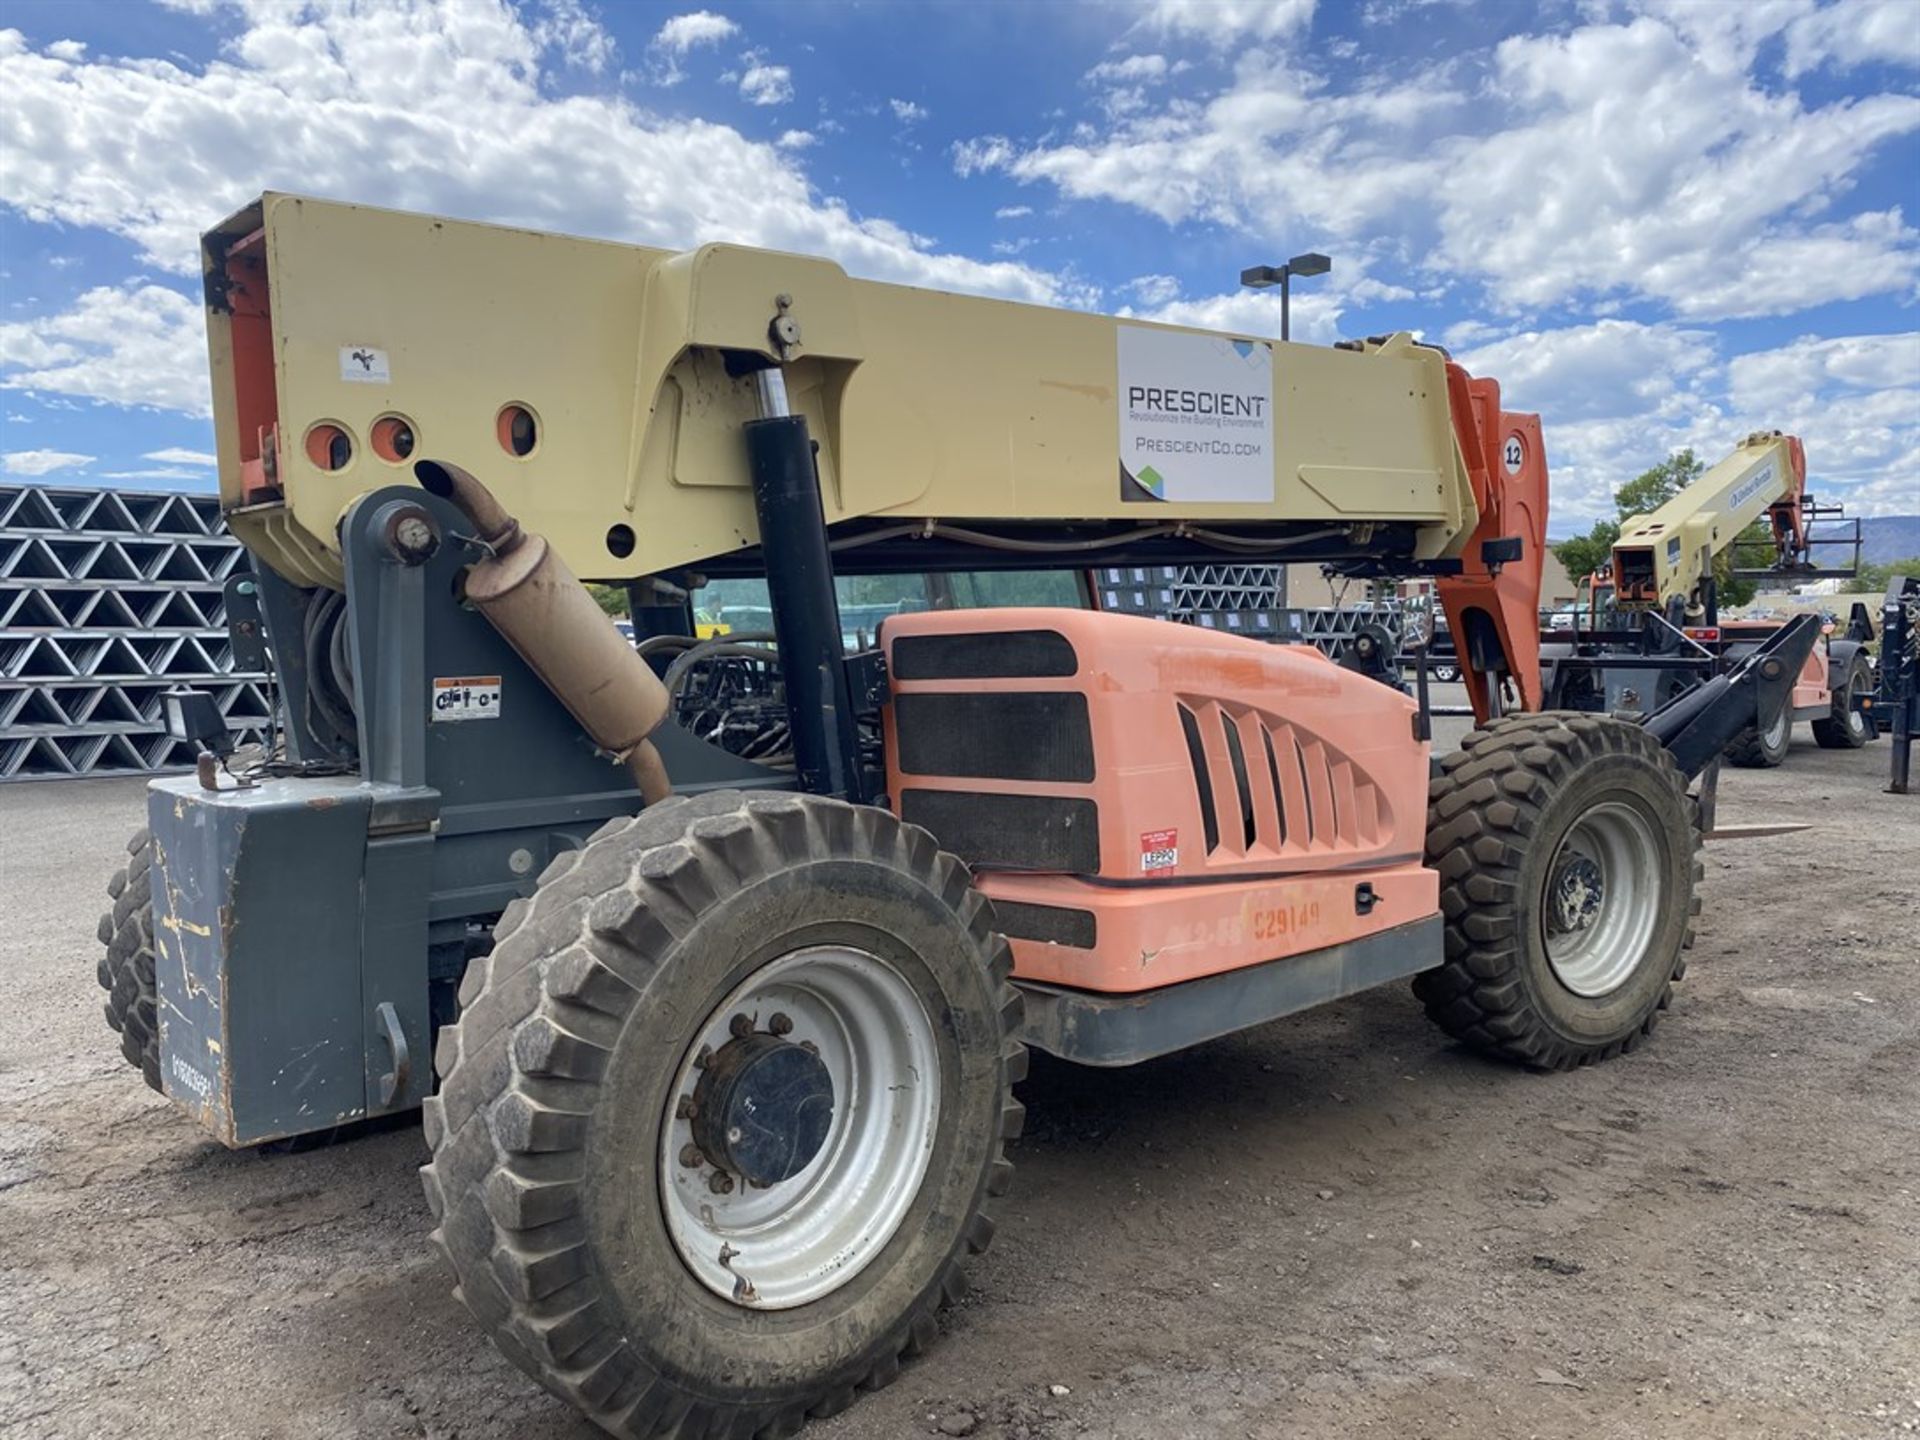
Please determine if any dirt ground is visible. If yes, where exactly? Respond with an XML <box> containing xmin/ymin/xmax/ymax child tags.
<box><xmin>2</xmin><ymin>716</ymin><xmax>1916</xmax><ymax>1440</ymax></box>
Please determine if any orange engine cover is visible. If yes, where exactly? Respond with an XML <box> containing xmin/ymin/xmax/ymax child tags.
<box><xmin>881</xmin><ymin>608</ymin><xmax>1439</xmax><ymax>993</ymax></box>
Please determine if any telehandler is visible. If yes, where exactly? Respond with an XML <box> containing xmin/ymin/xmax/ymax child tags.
<box><xmin>1542</xmin><ymin>432</ymin><xmax>1873</xmax><ymax>767</ymax></box>
<box><xmin>97</xmin><ymin>195</ymin><xmax>1812</xmax><ymax>1440</ymax></box>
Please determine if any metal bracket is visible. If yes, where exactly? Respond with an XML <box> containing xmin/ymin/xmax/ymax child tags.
<box><xmin>845</xmin><ymin>649</ymin><xmax>890</xmax><ymax>714</ymax></box>
<box><xmin>374</xmin><ymin>1000</ymin><xmax>411</xmax><ymax>1108</ymax></box>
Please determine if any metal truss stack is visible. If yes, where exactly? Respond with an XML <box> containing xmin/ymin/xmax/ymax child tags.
<box><xmin>1</xmin><ymin>484</ymin><xmax>269</xmax><ymax>782</ymax></box>
<box><xmin>1092</xmin><ymin>564</ymin><xmax>1405</xmax><ymax>649</ymax></box>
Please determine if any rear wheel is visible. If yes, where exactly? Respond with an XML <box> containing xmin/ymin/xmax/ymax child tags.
<box><xmin>1811</xmin><ymin>653</ymin><xmax>1873</xmax><ymax>749</ymax></box>
<box><xmin>421</xmin><ymin>790</ymin><xmax>1024</xmax><ymax>1440</ymax></box>
<box><xmin>1414</xmin><ymin>713</ymin><xmax>1700</xmax><ymax>1070</ymax></box>
<box><xmin>1724</xmin><ymin>703</ymin><xmax>1790</xmax><ymax>768</ymax></box>
<box><xmin>97</xmin><ymin>828</ymin><xmax>161</xmax><ymax>1092</ymax></box>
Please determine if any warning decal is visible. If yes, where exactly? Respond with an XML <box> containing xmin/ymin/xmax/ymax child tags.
<box><xmin>432</xmin><ymin>675</ymin><xmax>502</xmax><ymax>722</ymax></box>
<box><xmin>1118</xmin><ymin>325</ymin><xmax>1274</xmax><ymax>504</ymax></box>
<box><xmin>1140</xmin><ymin>828</ymin><xmax>1179</xmax><ymax>873</ymax></box>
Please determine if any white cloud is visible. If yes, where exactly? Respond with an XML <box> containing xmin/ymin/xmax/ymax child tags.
<box><xmin>1086</xmin><ymin>54</ymin><xmax>1172</xmax><ymax>84</ymax></box>
<box><xmin>652</xmin><ymin>10</ymin><xmax>739</xmax><ymax>54</ymax></box>
<box><xmin>44</xmin><ymin>39</ymin><xmax>85</xmax><ymax>61</ymax></box>
<box><xmin>0</xmin><ymin>6</ymin><xmax>1078</xmax><ymax>418</ymax></box>
<box><xmin>1455</xmin><ymin>320</ymin><xmax>1717</xmax><ymax>424</ymax></box>
<box><xmin>889</xmin><ymin>98</ymin><xmax>927</xmax><ymax>124</ymax></box>
<box><xmin>953</xmin><ymin>135</ymin><xmax>1015</xmax><ymax>177</ymax></box>
<box><xmin>955</xmin><ymin>11</ymin><xmax>1920</xmax><ymax>319</ymax></box>
<box><xmin>144</xmin><ymin>446</ymin><xmax>218</xmax><ymax>466</ymax></box>
<box><xmin>101</xmin><ymin>467</ymin><xmax>209</xmax><ymax>480</ymax></box>
<box><xmin>1454</xmin><ymin>323</ymin><xmax>1920</xmax><ymax>525</ymax></box>
<box><xmin>775</xmin><ymin>128</ymin><xmax>816</xmax><ymax>150</ymax></box>
<box><xmin>738</xmin><ymin>56</ymin><xmax>793</xmax><ymax>106</ymax></box>
<box><xmin>994</xmin><ymin>205</ymin><xmax>1033</xmax><ymax>220</ymax></box>
<box><xmin>0</xmin><ymin>284</ymin><xmax>209</xmax><ymax>416</ymax></box>
<box><xmin>1124</xmin><ymin>287</ymin><xmax>1344</xmax><ymax>344</ymax></box>
<box><xmin>1138</xmin><ymin>0</ymin><xmax>1316</xmax><ymax>46</ymax></box>
<box><xmin>530</xmin><ymin>0</ymin><xmax>614</xmax><ymax>73</ymax></box>
<box><xmin>646</xmin><ymin>9</ymin><xmax>736</xmax><ymax>85</ymax></box>
<box><xmin>1783</xmin><ymin>0</ymin><xmax>1920</xmax><ymax>76</ymax></box>
<box><xmin>2</xmin><ymin>449</ymin><xmax>94</xmax><ymax>476</ymax></box>
<box><xmin>1124</xmin><ymin>273</ymin><xmax>1182</xmax><ymax>306</ymax></box>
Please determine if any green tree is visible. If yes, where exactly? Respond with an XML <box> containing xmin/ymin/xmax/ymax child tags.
<box><xmin>586</xmin><ymin>582</ymin><xmax>628</xmax><ymax>618</ymax></box>
<box><xmin>1552</xmin><ymin>518</ymin><xmax>1621</xmax><ymax>585</ymax></box>
<box><xmin>1613</xmin><ymin>449</ymin><xmax>1704</xmax><ymax>521</ymax></box>
<box><xmin>1844</xmin><ymin>557</ymin><xmax>1920</xmax><ymax>593</ymax></box>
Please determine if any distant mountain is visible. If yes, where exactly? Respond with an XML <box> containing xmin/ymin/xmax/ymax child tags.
<box><xmin>1858</xmin><ymin>516</ymin><xmax>1920</xmax><ymax>564</ymax></box>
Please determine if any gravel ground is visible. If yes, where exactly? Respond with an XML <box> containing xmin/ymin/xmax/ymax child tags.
<box><xmin>2</xmin><ymin>712</ymin><xmax>1916</xmax><ymax>1440</ymax></box>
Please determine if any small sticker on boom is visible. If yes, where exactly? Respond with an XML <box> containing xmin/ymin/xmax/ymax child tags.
<box><xmin>433</xmin><ymin>675</ymin><xmax>502</xmax><ymax>722</ymax></box>
<box><xmin>1140</xmin><ymin>828</ymin><xmax>1179</xmax><ymax>873</ymax></box>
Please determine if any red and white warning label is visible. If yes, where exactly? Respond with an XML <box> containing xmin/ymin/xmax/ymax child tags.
<box><xmin>432</xmin><ymin>675</ymin><xmax>502</xmax><ymax>722</ymax></box>
<box><xmin>1139</xmin><ymin>828</ymin><xmax>1179</xmax><ymax>873</ymax></box>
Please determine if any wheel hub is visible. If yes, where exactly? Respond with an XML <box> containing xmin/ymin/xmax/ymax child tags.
<box><xmin>691</xmin><ymin>1032</ymin><xmax>835</xmax><ymax>1186</ymax></box>
<box><xmin>1548</xmin><ymin>853</ymin><xmax>1604</xmax><ymax>935</ymax></box>
<box><xmin>659</xmin><ymin>945</ymin><xmax>941</xmax><ymax>1310</ymax></box>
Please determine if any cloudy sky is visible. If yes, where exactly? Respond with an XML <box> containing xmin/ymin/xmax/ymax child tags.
<box><xmin>1</xmin><ymin>0</ymin><xmax>1916</xmax><ymax>530</ymax></box>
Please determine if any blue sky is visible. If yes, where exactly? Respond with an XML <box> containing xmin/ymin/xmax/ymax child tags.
<box><xmin>1</xmin><ymin>0</ymin><xmax>1916</xmax><ymax>532</ymax></box>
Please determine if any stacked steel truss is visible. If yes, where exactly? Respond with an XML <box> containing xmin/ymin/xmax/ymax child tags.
<box><xmin>0</xmin><ymin>484</ymin><xmax>269</xmax><ymax>781</ymax></box>
<box><xmin>1092</xmin><ymin>564</ymin><xmax>1405</xmax><ymax>647</ymax></box>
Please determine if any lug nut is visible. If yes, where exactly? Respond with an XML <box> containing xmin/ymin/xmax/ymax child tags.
<box><xmin>799</xmin><ymin>1040</ymin><xmax>819</xmax><ymax>1056</ymax></box>
<box><xmin>708</xmin><ymin>1171</ymin><xmax>735</xmax><ymax>1195</ymax></box>
<box><xmin>729</xmin><ymin>1013</ymin><xmax>754</xmax><ymax>1039</ymax></box>
<box><xmin>769</xmin><ymin>1012</ymin><xmax>793</xmax><ymax>1036</ymax></box>
<box><xmin>679</xmin><ymin>1144</ymin><xmax>704</xmax><ymax>1169</ymax></box>
<box><xmin>675</xmin><ymin>1095</ymin><xmax>696</xmax><ymax>1120</ymax></box>
<box><xmin>694</xmin><ymin>1045</ymin><xmax>712</xmax><ymax>1070</ymax></box>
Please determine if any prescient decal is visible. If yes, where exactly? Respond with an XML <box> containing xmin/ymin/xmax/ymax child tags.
<box><xmin>1117</xmin><ymin>325</ymin><xmax>1274</xmax><ymax>503</ymax></box>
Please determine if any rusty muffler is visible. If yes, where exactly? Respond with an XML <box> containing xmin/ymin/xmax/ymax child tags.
<box><xmin>415</xmin><ymin>459</ymin><xmax>672</xmax><ymax>803</ymax></box>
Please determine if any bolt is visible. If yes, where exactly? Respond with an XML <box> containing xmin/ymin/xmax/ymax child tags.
<box><xmin>769</xmin><ymin>1012</ymin><xmax>794</xmax><ymax>1036</ymax></box>
<box><xmin>675</xmin><ymin>1095</ymin><xmax>696</xmax><ymax>1120</ymax></box>
<box><xmin>708</xmin><ymin>1171</ymin><xmax>735</xmax><ymax>1195</ymax></box>
<box><xmin>799</xmin><ymin>1040</ymin><xmax>819</xmax><ymax>1056</ymax></box>
<box><xmin>679</xmin><ymin>1143</ymin><xmax>705</xmax><ymax>1169</ymax></box>
<box><xmin>695</xmin><ymin>1045</ymin><xmax>712</xmax><ymax>1069</ymax></box>
<box><xmin>729</xmin><ymin>1013</ymin><xmax>754</xmax><ymax>1039</ymax></box>
<box><xmin>726</xmin><ymin>1126</ymin><xmax>743</xmax><ymax>1144</ymax></box>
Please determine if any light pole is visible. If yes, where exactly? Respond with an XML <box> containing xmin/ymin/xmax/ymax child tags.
<box><xmin>1240</xmin><ymin>251</ymin><xmax>1331</xmax><ymax>342</ymax></box>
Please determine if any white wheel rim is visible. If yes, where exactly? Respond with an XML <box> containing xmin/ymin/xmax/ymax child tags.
<box><xmin>1764</xmin><ymin>707</ymin><xmax>1789</xmax><ymax>750</ymax></box>
<box><xmin>1543</xmin><ymin>801</ymin><xmax>1664</xmax><ymax>998</ymax></box>
<box><xmin>659</xmin><ymin>945</ymin><xmax>940</xmax><ymax>1310</ymax></box>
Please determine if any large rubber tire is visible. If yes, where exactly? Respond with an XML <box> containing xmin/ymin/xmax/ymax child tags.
<box><xmin>1724</xmin><ymin>703</ymin><xmax>1791</xmax><ymax>768</ymax></box>
<box><xmin>97</xmin><ymin>828</ymin><xmax>162</xmax><ymax>1092</ymax></box>
<box><xmin>421</xmin><ymin>790</ymin><xmax>1025</xmax><ymax>1440</ymax></box>
<box><xmin>1811</xmin><ymin>653</ymin><xmax>1873</xmax><ymax>749</ymax></box>
<box><xmin>1413</xmin><ymin>713</ymin><xmax>1701</xmax><ymax>1071</ymax></box>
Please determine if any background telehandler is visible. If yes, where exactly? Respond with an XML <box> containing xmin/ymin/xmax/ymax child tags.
<box><xmin>97</xmin><ymin>194</ymin><xmax>1810</xmax><ymax>1440</ymax></box>
<box><xmin>1541</xmin><ymin>432</ymin><xmax>1874</xmax><ymax>767</ymax></box>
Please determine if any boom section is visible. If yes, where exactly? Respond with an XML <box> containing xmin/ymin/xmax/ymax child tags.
<box><xmin>202</xmin><ymin>194</ymin><xmax>1481</xmax><ymax>586</ymax></box>
<box><xmin>1611</xmin><ymin>431</ymin><xmax>1806</xmax><ymax>611</ymax></box>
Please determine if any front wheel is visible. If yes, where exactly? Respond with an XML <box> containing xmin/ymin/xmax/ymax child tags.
<box><xmin>1724</xmin><ymin>703</ymin><xmax>1791</xmax><ymax>768</ymax></box>
<box><xmin>1811</xmin><ymin>653</ymin><xmax>1873</xmax><ymax>749</ymax></box>
<box><xmin>421</xmin><ymin>790</ymin><xmax>1024</xmax><ymax>1440</ymax></box>
<box><xmin>1414</xmin><ymin>713</ymin><xmax>1701</xmax><ymax>1070</ymax></box>
<box><xmin>97</xmin><ymin>828</ymin><xmax>161</xmax><ymax>1092</ymax></box>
